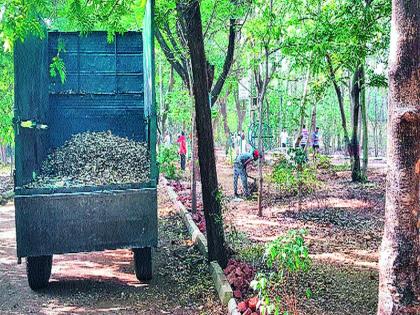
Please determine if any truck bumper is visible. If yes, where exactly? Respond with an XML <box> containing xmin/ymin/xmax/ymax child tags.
<box><xmin>15</xmin><ymin>188</ymin><xmax>158</xmax><ymax>258</ymax></box>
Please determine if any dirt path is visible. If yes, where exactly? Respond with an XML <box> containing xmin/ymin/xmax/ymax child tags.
<box><xmin>0</xmin><ymin>187</ymin><xmax>223</xmax><ymax>315</ymax></box>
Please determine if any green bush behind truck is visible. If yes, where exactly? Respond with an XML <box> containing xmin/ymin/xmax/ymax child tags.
<box><xmin>13</xmin><ymin>1</ymin><xmax>158</xmax><ymax>290</ymax></box>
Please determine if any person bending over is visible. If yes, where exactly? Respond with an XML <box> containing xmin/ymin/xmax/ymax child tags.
<box><xmin>233</xmin><ymin>149</ymin><xmax>259</xmax><ymax>198</ymax></box>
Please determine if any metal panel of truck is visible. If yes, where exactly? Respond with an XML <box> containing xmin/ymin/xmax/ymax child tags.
<box><xmin>14</xmin><ymin>28</ymin><xmax>157</xmax><ymax>258</ymax></box>
<box><xmin>15</xmin><ymin>189</ymin><xmax>158</xmax><ymax>257</ymax></box>
<box><xmin>14</xmin><ymin>35</ymin><xmax>49</xmax><ymax>187</ymax></box>
<box><xmin>48</xmin><ymin>31</ymin><xmax>146</xmax><ymax>149</ymax></box>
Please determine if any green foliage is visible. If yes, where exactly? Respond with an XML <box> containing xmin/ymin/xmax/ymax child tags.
<box><xmin>158</xmin><ymin>145</ymin><xmax>180</xmax><ymax>180</ymax></box>
<box><xmin>250</xmin><ymin>229</ymin><xmax>312</xmax><ymax>315</ymax></box>
<box><xmin>0</xmin><ymin>0</ymin><xmax>146</xmax><ymax>48</ymax></box>
<box><xmin>265</xmin><ymin>229</ymin><xmax>311</xmax><ymax>273</ymax></box>
<box><xmin>271</xmin><ymin>153</ymin><xmax>319</xmax><ymax>196</ymax></box>
<box><xmin>317</xmin><ymin>154</ymin><xmax>332</xmax><ymax>170</ymax></box>
<box><xmin>238</xmin><ymin>243</ymin><xmax>266</xmax><ymax>267</ymax></box>
<box><xmin>366</xmin><ymin>69</ymin><xmax>388</xmax><ymax>88</ymax></box>
<box><xmin>288</xmin><ymin>147</ymin><xmax>307</xmax><ymax>167</ymax></box>
<box><xmin>333</xmin><ymin>162</ymin><xmax>351</xmax><ymax>172</ymax></box>
<box><xmin>50</xmin><ymin>56</ymin><xmax>66</xmax><ymax>84</ymax></box>
<box><xmin>0</xmin><ymin>50</ymin><xmax>14</xmax><ymax>145</ymax></box>
<box><xmin>49</xmin><ymin>38</ymin><xmax>67</xmax><ymax>83</ymax></box>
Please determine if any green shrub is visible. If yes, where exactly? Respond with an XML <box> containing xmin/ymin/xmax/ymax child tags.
<box><xmin>287</xmin><ymin>147</ymin><xmax>307</xmax><ymax>166</ymax></box>
<box><xmin>271</xmin><ymin>155</ymin><xmax>319</xmax><ymax>196</ymax></box>
<box><xmin>158</xmin><ymin>145</ymin><xmax>180</xmax><ymax>180</ymax></box>
<box><xmin>317</xmin><ymin>154</ymin><xmax>333</xmax><ymax>170</ymax></box>
<box><xmin>333</xmin><ymin>162</ymin><xmax>351</xmax><ymax>172</ymax></box>
<box><xmin>238</xmin><ymin>243</ymin><xmax>266</xmax><ymax>267</ymax></box>
<box><xmin>265</xmin><ymin>229</ymin><xmax>311</xmax><ymax>272</ymax></box>
<box><xmin>251</xmin><ymin>230</ymin><xmax>312</xmax><ymax>315</ymax></box>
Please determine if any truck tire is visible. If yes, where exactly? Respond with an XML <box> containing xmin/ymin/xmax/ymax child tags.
<box><xmin>133</xmin><ymin>247</ymin><xmax>152</xmax><ymax>281</ymax></box>
<box><xmin>26</xmin><ymin>255</ymin><xmax>53</xmax><ymax>290</ymax></box>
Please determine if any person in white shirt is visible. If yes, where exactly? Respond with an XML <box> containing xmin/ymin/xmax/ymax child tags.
<box><xmin>300</xmin><ymin>125</ymin><xmax>309</xmax><ymax>149</ymax></box>
<box><xmin>235</xmin><ymin>132</ymin><xmax>242</xmax><ymax>156</ymax></box>
<box><xmin>163</xmin><ymin>132</ymin><xmax>171</xmax><ymax>147</ymax></box>
<box><xmin>280</xmin><ymin>129</ymin><xmax>288</xmax><ymax>148</ymax></box>
<box><xmin>241</xmin><ymin>131</ymin><xmax>247</xmax><ymax>153</ymax></box>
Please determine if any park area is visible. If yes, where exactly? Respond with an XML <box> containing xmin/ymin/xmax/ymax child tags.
<box><xmin>164</xmin><ymin>149</ymin><xmax>386</xmax><ymax>315</ymax></box>
<box><xmin>0</xmin><ymin>0</ymin><xmax>420</xmax><ymax>315</ymax></box>
<box><xmin>0</xmin><ymin>150</ymin><xmax>387</xmax><ymax>315</ymax></box>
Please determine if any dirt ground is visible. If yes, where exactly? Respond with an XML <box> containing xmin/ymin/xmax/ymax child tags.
<box><xmin>0</xmin><ymin>186</ymin><xmax>223</xmax><ymax>315</ymax></box>
<box><xmin>0</xmin><ymin>165</ymin><xmax>13</xmax><ymax>196</ymax></box>
<box><xmin>0</xmin><ymin>151</ymin><xmax>391</xmax><ymax>314</ymax></box>
<box><xmin>216</xmin><ymin>149</ymin><xmax>386</xmax><ymax>315</ymax></box>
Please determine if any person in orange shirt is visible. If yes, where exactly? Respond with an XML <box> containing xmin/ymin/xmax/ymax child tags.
<box><xmin>177</xmin><ymin>131</ymin><xmax>187</xmax><ymax>170</ymax></box>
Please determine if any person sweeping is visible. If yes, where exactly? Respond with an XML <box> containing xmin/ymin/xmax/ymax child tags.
<box><xmin>233</xmin><ymin>149</ymin><xmax>260</xmax><ymax>198</ymax></box>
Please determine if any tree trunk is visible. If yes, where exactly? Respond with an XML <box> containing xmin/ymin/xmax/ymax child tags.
<box><xmin>220</xmin><ymin>89</ymin><xmax>231</xmax><ymax>152</ymax></box>
<box><xmin>326</xmin><ymin>54</ymin><xmax>352</xmax><ymax>156</ymax></box>
<box><xmin>295</xmin><ymin>67</ymin><xmax>311</xmax><ymax>147</ymax></box>
<box><xmin>372</xmin><ymin>90</ymin><xmax>380</xmax><ymax>157</ymax></box>
<box><xmin>350</xmin><ymin>67</ymin><xmax>363</xmax><ymax>182</ymax></box>
<box><xmin>278</xmin><ymin>94</ymin><xmax>283</xmax><ymax>145</ymax></box>
<box><xmin>179</xmin><ymin>0</ymin><xmax>228</xmax><ymax>268</ymax></box>
<box><xmin>378</xmin><ymin>0</ymin><xmax>420</xmax><ymax>313</ymax></box>
<box><xmin>310</xmin><ymin>103</ymin><xmax>317</xmax><ymax>136</ymax></box>
<box><xmin>360</xmin><ymin>65</ymin><xmax>369</xmax><ymax>176</ymax></box>
<box><xmin>161</xmin><ymin>65</ymin><xmax>174</xmax><ymax>138</ymax></box>
<box><xmin>234</xmin><ymin>86</ymin><xmax>246</xmax><ymax>133</ymax></box>
<box><xmin>190</xmin><ymin>102</ymin><xmax>198</xmax><ymax>213</ymax></box>
<box><xmin>186</xmin><ymin>63</ymin><xmax>198</xmax><ymax>213</ymax></box>
<box><xmin>255</xmin><ymin>48</ymin><xmax>271</xmax><ymax>218</ymax></box>
<box><xmin>257</xmin><ymin>95</ymin><xmax>263</xmax><ymax>217</ymax></box>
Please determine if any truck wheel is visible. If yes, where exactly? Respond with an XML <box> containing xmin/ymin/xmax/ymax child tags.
<box><xmin>26</xmin><ymin>255</ymin><xmax>53</xmax><ymax>290</ymax></box>
<box><xmin>133</xmin><ymin>247</ymin><xmax>152</xmax><ymax>281</ymax></box>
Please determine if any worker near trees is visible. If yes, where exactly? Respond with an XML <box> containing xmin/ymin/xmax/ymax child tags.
<box><xmin>300</xmin><ymin>125</ymin><xmax>309</xmax><ymax>149</ymax></box>
<box><xmin>233</xmin><ymin>149</ymin><xmax>260</xmax><ymax>198</ymax></box>
<box><xmin>311</xmin><ymin>127</ymin><xmax>320</xmax><ymax>158</ymax></box>
<box><xmin>280</xmin><ymin>128</ymin><xmax>288</xmax><ymax>148</ymax></box>
<box><xmin>177</xmin><ymin>131</ymin><xmax>187</xmax><ymax>170</ymax></box>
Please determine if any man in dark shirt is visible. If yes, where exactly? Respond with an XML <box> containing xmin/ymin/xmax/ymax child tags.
<box><xmin>233</xmin><ymin>149</ymin><xmax>259</xmax><ymax>197</ymax></box>
<box><xmin>311</xmin><ymin>127</ymin><xmax>320</xmax><ymax>150</ymax></box>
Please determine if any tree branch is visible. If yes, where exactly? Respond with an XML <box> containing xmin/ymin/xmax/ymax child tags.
<box><xmin>210</xmin><ymin>17</ymin><xmax>236</xmax><ymax>106</ymax></box>
<box><xmin>203</xmin><ymin>0</ymin><xmax>220</xmax><ymax>38</ymax></box>
<box><xmin>155</xmin><ymin>27</ymin><xmax>190</xmax><ymax>87</ymax></box>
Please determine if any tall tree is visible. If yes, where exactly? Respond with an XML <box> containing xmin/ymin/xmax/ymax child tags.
<box><xmin>360</xmin><ymin>65</ymin><xmax>369</xmax><ymax>176</ymax></box>
<box><xmin>378</xmin><ymin>0</ymin><xmax>420</xmax><ymax>313</ymax></box>
<box><xmin>155</xmin><ymin>0</ymin><xmax>245</xmax><ymax>214</ymax></box>
<box><xmin>350</xmin><ymin>65</ymin><xmax>363</xmax><ymax>181</ymax></box>
<box><xmin>178</xmin><ymin>0</ymin><xmax>228</xmax><ymax>268</ymax></box>
<box><xmin>326</xmin><ymin>54</ymin><xmax>352</xmax><ymax>156</ymax></box>
<box><xmin>245</xmin><ymin>0</ymin><xmax>290</xmax><ymax>217</ymax></box>
<box><xmin>155</xmin><ymin>0</ymin><xmax>241</xmax><ymax>106</ymax></box>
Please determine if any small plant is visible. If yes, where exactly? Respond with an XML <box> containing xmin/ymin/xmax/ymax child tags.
<box><xmin>250</xmin><ymin>230</ymin><xmax>312</xmax><ymax>315</ymax></box>
<box><xmin>158</xmin><ymin>145</ymin><xmax>180</xmax><ymax>180</ymax></box>
<box><xmin>265</xmin><ymin>229</ymin><xmax>311</xmax><ymax>272</ymax></box>
<box><xmin>288</xmin><ymin>147</ymin><xmax>307</xmax><ymax>167</ymax></box>
<box><xmin>333</xmin><ymin>162</ymin><xmax>351</xmax><ymax>172</ymax></box>
<box><xmin>317</xmin><ymin>154</ymin><xmax>332</xmax><ymax>170</ymax></box>
<box><xmin>50</xmin><ymin>38</ymin><xmax>67</xmax><ymax>84</ymax></box>
<box><xmin>271</xmin><ymin>154</ymin><xmax>319</xmax><ymax>196</ymax></box>
<box><xmin>238</xmin><ymin>243</ymin><xmax>266</xmax><ymax>267</ymax></box>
